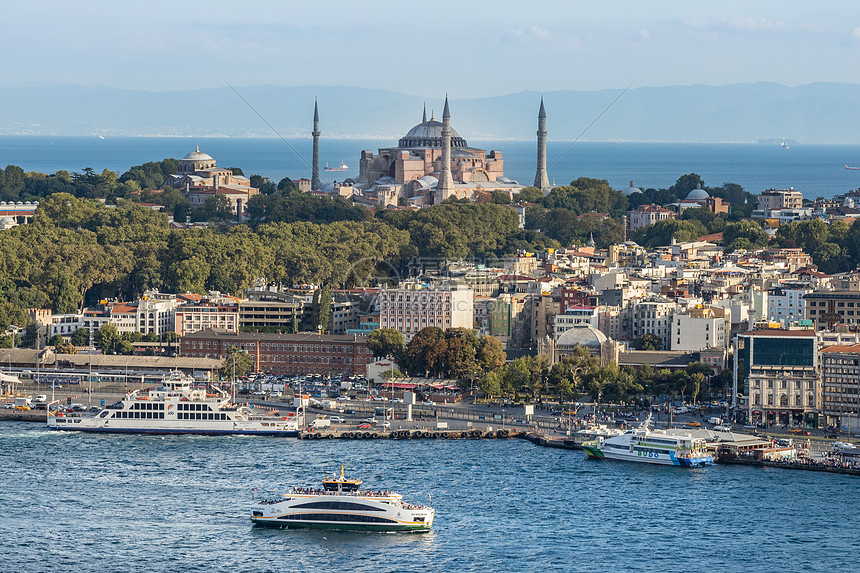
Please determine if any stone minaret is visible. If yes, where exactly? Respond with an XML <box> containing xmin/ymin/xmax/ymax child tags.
<box><xmin>436</xmin><ymin>96</ymin><xmax>455</xmax><ymax>201</ymax></box>
<box><xmin>311</xmin><ymin>98</ymin><xmax>321</xmax><ymax>191</ymax></box>
<box><xmin>422</xmin><ymin>103</ymin><xmax>427</xmax><ymax>123</ymax></box>
<box><xmin>533</xmin><ymin>97</ymin><xmax>550</xmax><ymax>193</ymax></box>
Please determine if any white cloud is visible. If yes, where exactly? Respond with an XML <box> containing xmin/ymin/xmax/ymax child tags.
<box><xmin>853</xmin><ymin>27</ymin><xmax>860</xmax><ymax>40</ymax></box>
<box><xmin>639</xmin><ymin>29</ymin><xmax>650</xmax><ymax>41</ymax></box>
<box><xmin>508</xmin><ymin>26</ymin><xmax>551</xmax><ymax>42</ymax></box>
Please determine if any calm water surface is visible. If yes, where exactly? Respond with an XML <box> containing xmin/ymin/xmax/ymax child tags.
<box><xmin>1</xmin><ymin>421</ymin><xmax>857</xmax><ymax>572</ymax></box>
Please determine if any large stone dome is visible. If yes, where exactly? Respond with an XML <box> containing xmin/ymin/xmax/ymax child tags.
<box><xmin>182</xmin><ymin>149</ymin><xmax>214</xmax><ymax>161</ymax></box>
<box><xmin>398</xmin><ymin>119</ymin><xmax>468</xmax><ymax>149</ymax></box>
<box><xmin>686</xmin><ymin>184</ymin><xmax>709</xmax><ymax>201</ymax></box>
<box><xmin>556</xmin><ymin>326</ymin><xmax>607</xmax><ymax>348</ymax></box>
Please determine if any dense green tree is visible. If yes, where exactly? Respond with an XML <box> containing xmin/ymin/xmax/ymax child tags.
<box><xmin>367</xmin><ymin>328</ymin><xmax>406</xmax><ymax>360</ymax></box>
<box><xmin>71</xmin><ymin>328</ymin><xmax>90</xmax><ymax>346</ymax></box>
<box><xmin>722</xmin><ymin>220</ymin><xmax>769</xmax><ymax>252</ymax></box>
<box><xmin>94</xmin><ymin>323</ymin><xmax>120</xmax><ymax>354</ymax></box>
<box><xmin>476</xmin><ymin>336</ymin><xmax>506</xmax><ymax>372</ymax></box>
<box><xmin>404</xmin><ymin>327</ymin><xmax>445</xmax><ymax>375</ymax></box>
<box><xmin>635</xmin><ymin>333</ymin><xmax>662</xmax><ymax>351</ymax></box>
<box><xmin>631</xmin><ymin>219</ymin><xmax>708</xmax><ymax>248</ymax></box>
<box><xmin>221</xmin><ymin>347</ymin><xmax>252</xmax><ymax>379</ymax></box>
<box><xmin>55</xmin><ymin>340</ymin><xmax>77</xmax><ymax>354</ymax></box>
<box><xmin>312</xmin><ymin>285</ymin><xmax>332</xmax><ymax>332</ymax></box>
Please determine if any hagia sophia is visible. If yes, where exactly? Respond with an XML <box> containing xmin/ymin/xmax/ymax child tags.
<box><xmin>158</xmin><ymin>97</ymin><xmax>551</xmax><ymax>218</ymax></box>
<box><xmin>312</xmin><ymin>97</ymin><xmax>551</xmax><ymax>207</ymax></box>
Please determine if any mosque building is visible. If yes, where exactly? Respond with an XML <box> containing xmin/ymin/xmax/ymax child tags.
<box><xmin>163</xmin><ymin>147</ymin><xmax>259</xmax><ymax>219</ymax></box>
<box><xmin>309</xmin><ymin>97</ymin><xmax>551</xmax><ymax>207</ymax></box>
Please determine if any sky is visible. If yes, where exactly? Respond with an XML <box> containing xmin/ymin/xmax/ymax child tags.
<box><xmin>4</xmin><ymin>1</ymin><xmax>860</xmax><ymax>97</ymax></box>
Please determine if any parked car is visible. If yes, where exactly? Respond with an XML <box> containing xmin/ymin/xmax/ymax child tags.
<box><xmin>328</xmin><ymin>416</ymin><xmax>345</xmax><ymax>424</ymax></box>
<box><xmin>358</xmin><ymin>423</ymin><xmax>372</xmax><ymax>429</ymax></box>
<box><xmin>376</xmin><ymin>421</ymin><xmax>391</xmax><ymax>429</ymax></box>
<box><xmin>685</xmin><ymin>421</ymin><xmax>701</xmax><ymax>428</ymax></box>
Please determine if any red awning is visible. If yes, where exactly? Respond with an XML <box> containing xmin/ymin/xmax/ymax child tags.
<box><xmin>751</xmin><ymin>410</ymin><xmax>762</xmax><ymax>415</ymax></box>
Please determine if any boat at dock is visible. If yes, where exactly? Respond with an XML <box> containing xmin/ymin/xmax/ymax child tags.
<box><xmin>582</xmin><ymin>415</ymin><xmax>714</xmax><ymax>467</ymax></box>
<box><xmin>250</xmin><ymin>464</ymin><xmax>435</xmax><ymax>532</ymax></box>
<box><xmin>46</xmin><ymin>371</ymin><xmax>300</xmax><ymax>436</ymax></box>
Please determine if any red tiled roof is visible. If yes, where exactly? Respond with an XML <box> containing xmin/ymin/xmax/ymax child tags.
<box><xmin>821</xmin><ymin>343</ymin><xmax>860</xmax><ymax>354</ymax></box>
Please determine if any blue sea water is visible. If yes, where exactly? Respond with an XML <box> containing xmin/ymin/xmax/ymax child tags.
<box><xmin>1</xmin><ymin>420</ymin><xmax>857</xmax><ymax>572</ymax></box>
<box><xmin>2</xmin><ymin>136</ymin><xmax>860</xmax><ymax>199</ymax></box>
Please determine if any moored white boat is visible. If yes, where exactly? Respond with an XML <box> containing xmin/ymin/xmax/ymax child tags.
<box><xmin>47</xmin><ymin>371</ymin><xmax>299</xmax><ymax>436</ymax></box>
<box><xmin>582</xmin><ymin>415</ymin><xmax>714</xmax><ymax>467</ymax></box>
<box><xmin>250</xmin><ymin>465</ymin><xmax>435</xmax><ymax>532</ymax></box>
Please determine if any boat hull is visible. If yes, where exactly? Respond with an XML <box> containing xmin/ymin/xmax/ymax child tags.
<box><xmin>583</xmin><ymin>445</ymin><xmax>713</xmax><ymax>467</ymax></box>
<box><xmin>251</xmin><ymin>518</ymin><xmax>430</xmax><ymax>532</ymax></box>
<box><xmin>47</xmin><ymin>426</ymin><xmax>299</xmax><ymax>436</ymax></box>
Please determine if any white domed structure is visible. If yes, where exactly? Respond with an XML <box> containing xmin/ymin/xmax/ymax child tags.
<box><xmin>179</xmin><ymin>145</ymin><xmax>217</xmax><ymax>173</ymax></box>
<box><xmin>686</xmin><ymin>183</ymin><xmax>709</xmax><ymax>201</ymax></box>
<box><xmin>624</xmin><ymin>180</ymin><xmax>642</xmax><ymax>196</ymax></box>
<box><xmin>0</xmin><ymin>216</ymin><xmax>17</xmax><ymax>230</ymax></box>
<box><xmin>556</xmin><ymin>326</ymin><xmax>608</xmax><ymax>349</ymax></box>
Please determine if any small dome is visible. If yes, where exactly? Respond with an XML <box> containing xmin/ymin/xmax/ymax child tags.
<box><xmin>182</xmin><ymin>148</ymin><xmax>214</xmax><ymax>161</ymax></box>
<box><xmin>624</xmin><ymin>180</ymin><xmax>642</xmax><ymax>196</ymax></box>
<box><xmin>686</xmin><ymin>184</ymin><xmax>709</xmax><ymax>200</ymax></box>
<box><xmin>0</xmin><ymin>216</ymin><xmax>15</xmax><ymax>224</ymax></box>
<box><xmin>556</xmin><ymin>326</ymin><xmax>607</xmax><ymax>348</ymax></box>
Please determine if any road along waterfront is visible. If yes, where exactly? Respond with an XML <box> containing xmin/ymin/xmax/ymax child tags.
<box><xmin>2</xmin><ymin>420</ymin><xmax>858</xmax><ymax>572</ymax></box>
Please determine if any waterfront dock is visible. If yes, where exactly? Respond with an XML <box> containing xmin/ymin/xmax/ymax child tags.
<box><xmin>298</xmin><ymin>428</ymin><xmax>523</xmax><ymax>440</ymax></box>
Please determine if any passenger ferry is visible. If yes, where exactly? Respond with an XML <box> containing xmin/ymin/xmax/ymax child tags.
<box><xmin>582</xmin><ymin>415</ymin><xmax>714</xmax><ymax>467</ymax></box>
<box><xmin>46</xmin><ymin>371</ymin><xmax>300</xmax><ymax>436</ymax></box>
<box><xmin>250</xmin><ymin>465</ymin><xmax>435</xmax><ymax>532</ymax></box>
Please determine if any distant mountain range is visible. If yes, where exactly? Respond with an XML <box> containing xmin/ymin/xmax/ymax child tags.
<box><xmin>2</xmin><ymin>82</ymin><xmax>860</xmax><ymax>143</ymax></box>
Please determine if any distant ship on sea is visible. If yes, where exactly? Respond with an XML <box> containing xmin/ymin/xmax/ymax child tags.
<box><xmin>845</xmin><ymin>165</ymin><xmax>860</xmax><ymax>170</ymax></box>
<box><xmin>324</xmin><ymin>161</ymin><xmax>349</xmax><ymax>172</ymax></box>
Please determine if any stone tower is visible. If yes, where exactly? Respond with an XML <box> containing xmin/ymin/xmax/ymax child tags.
<box><xmin>533</xmin><ymin>97</ymin><xmax>550</xmax><ymax>193</ymax></box>
<box><xmin>436</xmin><ymin>96</ymin><xmax>455</xmax><ymax>201</ymax></box>
<box><xmin>311</xmin><ymin>98</ymin><xmax>321</xmax><ymax>191</ymax></box>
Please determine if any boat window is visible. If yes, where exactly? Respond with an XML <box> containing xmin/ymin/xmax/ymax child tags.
<box><xmin>292</xmin><ymin>501</ymin><xmax>387</xmax><ymax>512</ymax></box>
<box><xmin>278</xmin><ymin>513</ymin><xmax>396</xmax><ymax>524</ymax></box>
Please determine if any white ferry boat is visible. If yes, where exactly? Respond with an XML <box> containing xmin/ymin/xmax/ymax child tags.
<box><xmin>250</xmin><ymin>465</ymin><xmax>435</xmax><ymax>532</ymax></box>
<box><xmin>582</xmin><ymin>415</ymin><xmax>714</xmax><ymax>467</ymax></box>
<box><xmin>46</xmin><ymin>371</ymin><xmax>300</xmax><ymax>436</ymax></box>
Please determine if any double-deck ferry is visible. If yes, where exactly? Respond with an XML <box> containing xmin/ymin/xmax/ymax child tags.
<box><xmin>250</xmin><ymin>465</ymin><xmax>435</xmax><ymax>532</ymax></box>
<box><xmin>46</xmin><ymin>371</ymin><xmax>300</xmax><ymax>436</ymax></box>
<box><xmin>582</xmin><ymin>415</ymin><xmax>714</xmax><ymax>467</ymax></box>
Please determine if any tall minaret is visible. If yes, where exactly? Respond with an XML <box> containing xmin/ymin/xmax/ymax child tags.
<box><xmin>534</xmin><ymin>97</ymin><xmax>550</xmax><ymax>193</ymax></box>
<box><xmin>436</xmin><ymin>96</ymin><xmax>455</xmax><ymax>201</ymax></box>
<box><xmin>422</xmin><ymin>103</ymin><xmax>427</xmax><ymax>123</ymax></box>
<box><xmin>311</xmin><ymin>98</ymin><xmax>321</xmax><ymax>191</ymax></box>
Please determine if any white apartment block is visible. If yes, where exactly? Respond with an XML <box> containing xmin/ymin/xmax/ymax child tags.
<box><xmin>175</xmin><ymin>303</ymin><xmax>240</xmax><ymax>337</ymax></box>
<box><xmin>765</xmin><ymin>287</ymin><xmax>808</xmax><ymax>326</ymax></box>
<box><xmin>628</xmin><ymin>204</ymin><xmax>676</xmax><ymax>231</ymax></box>
<box><xmin>377</xmin><ymin>281</ymin><xmax>473</xmax><ymax>342</ymax></box>
<box><xmin>670</xmin><ymin>306</ymin><xmax>728</xmax><ymax>352</ymax></box>
<box><xmin>629</xmin><ymin>297</ymin><xmax>677</xmax><ymax>350</ymax></box>
<box><xmin>757</xmin><ymin>188</ymin><xmax>804</xmax><ymax>211</ymax></box>
<box><xmin>49</xmin><ymin>314</ymin><xmax>84</xmax><ymax>338</ymax></box>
